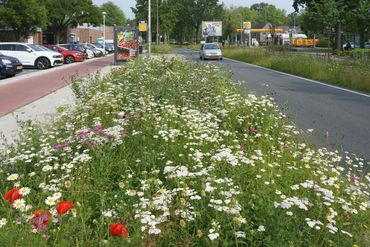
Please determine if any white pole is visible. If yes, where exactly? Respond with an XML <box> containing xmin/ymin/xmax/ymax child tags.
<box><xmin>148</xmin><ymin>0</ymin><xmax>152</xmax><ymax>57</ymax></box>
<box><xmin>102</xmin><ymin>12</ymin><xmax>106</xmax><ymax>55</ymax></box>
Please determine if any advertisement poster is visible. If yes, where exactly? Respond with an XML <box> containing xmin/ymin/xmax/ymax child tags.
<box><xmin>201</xmin><ymin>21</ymin><xmax>222</xmax><ymax>37</ymax></box>
<box><xmin>114</xmin><ymin>26</ymin><xmax>139</xmax><ymax>63</ymax></box>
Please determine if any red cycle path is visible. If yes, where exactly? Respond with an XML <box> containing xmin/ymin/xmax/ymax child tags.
<box><xmin>0</xmin><ymin>55</ymin><xmax>114</xmax><ymax>117</ymax></box>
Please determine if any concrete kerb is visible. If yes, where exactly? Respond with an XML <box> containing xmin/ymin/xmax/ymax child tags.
<box><xmin>0</xmin><ymin>64</ymin><xmax>119</xmax><ymax>149</ymax></box>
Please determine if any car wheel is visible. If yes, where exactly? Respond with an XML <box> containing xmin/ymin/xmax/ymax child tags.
<box><xmin>35</xmin><ymin>57</ymin><xmax>50</xmax><ymax>70</ymax></box>
<box><xmin>65</xmin><ymin>55</ymin><xmax>75</xmax><ymax>64</ymax></box>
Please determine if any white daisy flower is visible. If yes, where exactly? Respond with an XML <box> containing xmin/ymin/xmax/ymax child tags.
<box><xmin>257</xmin><ymin>225</ymin><xmax>266</xmax><ymax>232</ymax></box>
<box><xmin>52</xmin><ymin>192</ymin><xmax>62</xmax><ymax>200</ymax></box>
<box><xmin>19</xmin><ymin>187</ymin><xmax>31</xmax><ymax>196</ymax></box>
<box><xmin>208</xmin><ymin>232</ymin><xmax>219</xmax><ymax>240</ymax></box>
<box><xmin>7</xmin><ymin>173</ymin><xmax>19</xmax><ymax>181</ymax></box>
<box><xmin>45</xmin><ymin>196</ymin><xmax>56</xmax><ymax>206</ymax></box>
<box><xmin>13</xmin><ymin>199</ymin><xmax>26</xmax><ymax>209</ymax></box>
<box><xmin>0</xmin><ymin>218</ymin><xmax>7</xmax><ymax>228</ymax></box>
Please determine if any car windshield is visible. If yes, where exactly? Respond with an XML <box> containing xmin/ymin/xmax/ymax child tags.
<box><xmin>36</xmin><ymin>45</ymin><xmax>52</xmax><ymax>51</ymax></box>
<box><xmin>204</xmin><ymin>44</ymin><xmax>219</xmax><ymax>50</ymax></box>
<box><xmin>27</xmin><ymin>44</ymin><xmax>45</xmax><ymax>51</ymax></box>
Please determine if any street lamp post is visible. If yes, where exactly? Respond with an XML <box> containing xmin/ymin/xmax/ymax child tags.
<box><xmin>102</xmin><ymin>12</ymin><xmax>106</xmax><ymax>55</ymax></box>
<box><xmin>156</xmin><ymin>0</ymin><xmax>159</xmax><ymax>45</ymax></box>
<box><xmin>238</xmin><ymin>14</ymin><xmax>242</xmax><ymax>45</ymax></box>
<box><xmin>148</xmin><ymin>0</ymin><xmax>151</xmax><ymax>57</ymax></box>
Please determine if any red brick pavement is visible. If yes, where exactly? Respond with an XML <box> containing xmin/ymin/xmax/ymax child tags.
<box><xmin>0</xmin><ymin>55</ymin><xmax>114</xmax><ymax>117</ymax></box>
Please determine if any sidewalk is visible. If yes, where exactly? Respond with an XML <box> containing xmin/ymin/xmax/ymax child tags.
<box><xmin>0</xmin><ymin>65</ymin><xmax>114</xmax><ymax>148</ymax></box>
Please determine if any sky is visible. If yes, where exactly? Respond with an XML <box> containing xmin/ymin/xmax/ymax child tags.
<box><xmin>93</xmin><ymin>0</ymin><xmax>296</xmax><ymax>20</ymax></box>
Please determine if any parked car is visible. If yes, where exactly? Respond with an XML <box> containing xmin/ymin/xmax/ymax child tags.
<box><xmin>199</xmin><ymin>43</ymin><xmax>223</xmax><ymax>60</ymax></box>
<box><xmin>84</xmin><ymin>43</ymin><xmax>106</xmax><ymax>55</ymax></box>
<box><xmin>0</xmin><ymin>52</ymin><xmax>23</xmax><ymax>78</ymax></box>
<box><xmin>43</xmin><ymin>44</ymin><xmax>84</xmax><ymax>64</ymax></box>
<box><xmin>365</xmin><ymin>42</ymin><xmax>370</xmax><ymax>49</ymax></box>
<box><xmin>59</xmin><ymin>44</ymin><xmax>94</xmax><ymax>59</ymax></box>
<box><xmin>0</xmin><ymin>42</ymin><xmax>63</xmax><ymax>69</ymax></box>
<box><xmin>95</xmin><ymin>43</ymin><xmax>114</xmax><ymax>54</ymax></box>
<box><xmin>82</xmin><ymin>43</ymin><xmax>104</xmax><ymax>57</ymax></box>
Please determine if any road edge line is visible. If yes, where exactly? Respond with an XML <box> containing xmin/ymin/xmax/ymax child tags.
<box><xmin>222</xmin><ymin>56</ymin><xmax>370</xmax><ymax>99</ymax></box>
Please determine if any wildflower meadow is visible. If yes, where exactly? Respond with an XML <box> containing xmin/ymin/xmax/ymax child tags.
<box><xmin>0</xmin><ymin>57</ymin><xmax>369</xmax><ymax>246</ymax></box>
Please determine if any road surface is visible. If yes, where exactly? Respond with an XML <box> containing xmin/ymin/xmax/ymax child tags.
<box><xmin>0</xmin><ymin>55</ymin><xmax>114</xmax><ymax>117</ymax></box>
<box><xmin>176</xmin><ymin>48</ymin><xmax>370</xmax><ymax>160</ymax></box>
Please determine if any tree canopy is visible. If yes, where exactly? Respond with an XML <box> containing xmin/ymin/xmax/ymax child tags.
<box><xmin>100</xmin><ymin>1</ymin><xmax>126</xmax><ymax>26</ymax></box>
<box><xmin>0</xmin><ymin>0</ymin><xmax>47</xmax><ymax>41</ymax></box>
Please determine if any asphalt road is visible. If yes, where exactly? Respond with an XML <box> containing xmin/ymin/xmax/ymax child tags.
<box><xmin>176</xmin><ymin>48</ymin><xmax>370</xmax><ymax>160</ymax></box>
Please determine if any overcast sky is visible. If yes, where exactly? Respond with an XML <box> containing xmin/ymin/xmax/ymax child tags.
<box><xmin>93</xmin><ymin>0</ymin><xmax>296</xmax><ymax>19</ymax></box>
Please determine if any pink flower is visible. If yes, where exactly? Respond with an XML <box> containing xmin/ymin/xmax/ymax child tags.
<box><xmin>249</xmin><ymin>127</ymin><xmax>258</xmax><ymax>133</ymax></box>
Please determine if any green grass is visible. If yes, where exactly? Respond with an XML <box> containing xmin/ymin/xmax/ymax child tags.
<box><xmin>222</xmin><ymin>47</ymin><xmax>370</xmax><ymax>93</ymax></box>
<box><xmin>0</xmin><ymin>57</ymin><xmax>369</xmax><ymax>246</ymax></box>
<box><xmin>151</xmin><ymin>44</ymin><xmax>174</xmax><ymax>54</ymax></box>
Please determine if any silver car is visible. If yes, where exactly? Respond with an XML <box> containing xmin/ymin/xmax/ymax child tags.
<box><xmin>199</xmin><ymin>43</ymin><xmax>223</xmax><ymax>60</ymax></box>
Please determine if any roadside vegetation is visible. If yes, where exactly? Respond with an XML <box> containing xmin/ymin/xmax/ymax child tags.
<box><xmin>151</xmin><ymin>44</ymin><xmax>174</xmax><ymax>54</ymax></box>
<box><xmin>222</xmin><ymin>47</ymin><xmax>370</xmax><ymax>93</ymax></box>
<box><xmin>0</xmin><ymin>57</ymin><xmax>369</xmax><ymax>246</ymax></box>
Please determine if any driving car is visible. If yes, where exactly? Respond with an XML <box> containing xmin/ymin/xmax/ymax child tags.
<box><xmin>199</xmin><ymin>43</ymin><xmax>223</xmax><ymax>60</ymax></box>
<box><xmin>59</xmin><ymin>44</ymin><xmax>94</xmax><ymax>59</ymax></box>
<box><xmin>0</xmin><ymin>42</ymin><xmax>63</xmax><ymax>69</ymax></box>
<box><xmin>0</xmin><ymin>52</ymin><xmax>23</xmax><ymax>78</ymax></box>
<box><xmin>43</xmin><ymin>44</ymin><xmax>85</xmax><ymax>64</ymax></box>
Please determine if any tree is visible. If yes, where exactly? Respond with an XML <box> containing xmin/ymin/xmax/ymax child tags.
<box><xmin>41</xmin><ymin>0</ymin><xmax>101</xmax><ymax>43</ymax></box>
<box><xmin>0</xmin><ymin>0</ymin><xmax>47</xmax><ymax>41</ymax></box>
<box><xmin>100</xmin><ymin>1</ymin><xmax>126</xmax><ymax>26</ymax></box>
<box><xmin>250</xmin><ymin>3</ymin><xmax>289</xmax><ymax>27</ymax></box>
<box><xmin>343</xmin><ymin>0</ymin><xmax>370</xmax><ymax>48</ymax></box>
<box><xmin>293</xmin><ymin>0</ymin><xmax>352</xmax><ymax>50</ymax></box>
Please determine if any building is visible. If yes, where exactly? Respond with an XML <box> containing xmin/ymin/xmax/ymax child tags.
<box><xmin>251</xmin><ymin>22</ymin><xmax>273</xmax><ymax>45</ymax></box>
<box><xmin>1</xmin><ymin>24</ymin><xmax>114</xmax><ymax>45</ymax></box>
<box><xmin>0</xmin><ymin>28</ymin><xmax>43</xmax><ymax>44</ymax></box>
<box><xmin>42</xmin><ymin>24</ymin><xmax>114</xmax><ymax>44</ymax></box>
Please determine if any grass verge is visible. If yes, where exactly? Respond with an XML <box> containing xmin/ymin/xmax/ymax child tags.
<box><xmin>0</xmin><ymin>57</ymin><xmax>369</xmax><ymax>246</ymax></box>
<box><xmin>151</xmin><ymin>44</ymin><xmax>174</xmax><ymax>54</ymax></box>
<box><xmin>222</xmin><ymin>47</ymin><xmax>370</xmax><ymax>93</ymax></box>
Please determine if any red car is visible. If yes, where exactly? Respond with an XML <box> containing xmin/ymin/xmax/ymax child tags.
<box><xmin>43</xmin><ymin>45</ymin><xmax>85</xmax><ymax>64</ymax></box>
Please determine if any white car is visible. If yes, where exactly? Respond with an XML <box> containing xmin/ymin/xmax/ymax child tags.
<box><xmin>199</xmin><ymin>43</ymin><xmax>223</xmax><ymax>60</ymax></box>
<box><xmin>0</xmin><ymin>42</ymin><xmax>63</xmax><ymax>69</ymax></box>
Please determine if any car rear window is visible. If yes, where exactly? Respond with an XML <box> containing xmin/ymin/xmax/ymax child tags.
<box><xmin>204</xmin><ymin>44</ymin><xmax>219</xmax><ymax>49</ymax></box>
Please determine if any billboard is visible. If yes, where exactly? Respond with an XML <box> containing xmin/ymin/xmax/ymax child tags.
<box><xmin>114</xmin><ymin>25</ymin><xmax>139</xmax><ymax>63</ymax></box>
<box><xmin>202</xmin><ymin>21</ymin><xmax>222</xmax><ymax>37</ymax></box>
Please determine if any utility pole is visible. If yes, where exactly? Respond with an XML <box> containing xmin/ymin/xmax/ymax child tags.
<box><xmin>148</xmin><ymin>0</ymin><xmax>151</xmax><ymax>57</ymax></box>
<box><xmin>156</xmin><ymin>0</ymin><xmax>159</xmax><ymax>45</ymax></box>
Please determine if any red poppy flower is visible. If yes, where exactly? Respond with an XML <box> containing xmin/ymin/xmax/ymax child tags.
<box><xmin>56</xmin><ymin>200</ymin><xmax>74</xmax><ymax>215</ymax></box>
<box><xmin>109</xmin><ymin>222</ymin><xmax>128</xmax><ymax>237</ymax></box>
<box><xmin>4</xmin><ymin>188</ymin><xmax>22</xmax><ymax>205</ymax></box>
